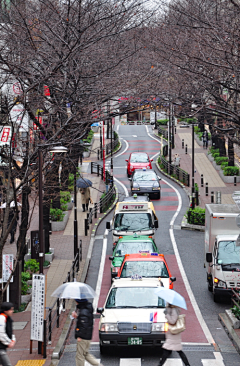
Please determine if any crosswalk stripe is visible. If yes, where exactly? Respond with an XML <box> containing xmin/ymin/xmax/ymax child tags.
<box><xmin>85</xmin><ymin>360</ymin><xmax>100</xmax><ymax>366</ymax></box>
<box><xmin>164</xmin><ymin>360</ymin><xmax>182</xmax><ymax>365</ymax></box>
<box><xmin>120</xmin><ymin>359</ymin><xmax>141</xmax><ymax>366</ymax></box>
<box><xmin>202</xmin><ymin>361</ymin><xmax>225</xmax><ymax>366</ymax></box>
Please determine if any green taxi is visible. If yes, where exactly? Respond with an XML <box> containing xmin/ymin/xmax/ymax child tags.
<box><xmin>109</xmin><ymin>235</ymin><xmax>158</xmax><ymax>280</ymax></box>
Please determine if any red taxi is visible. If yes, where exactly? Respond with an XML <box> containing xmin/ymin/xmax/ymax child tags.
<box><xmin>126</xmin><ymin>152</ymin><xmax>153</xmax><ymax>177</ymax></box>
<box><xmin>117</xmin><ymin>253</ymin><xmax>176</xmax><ymax>289</ymax></box>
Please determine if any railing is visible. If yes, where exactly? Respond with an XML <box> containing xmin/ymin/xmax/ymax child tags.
<box><xmin>99</xmin><ymin>131</ymin><xmax>119</xmax><ymax>159</ymax></box>
<box><xmin>231</xmin><ymin>289</ymin><xmax>240</xmax><ymax>308</ymax></box>
<box><xmin>85</xmin><ymin>162</ymin><xmax>116</xmax><ymax>236</ymax></box>
<box><xmin>159</xmin><ymin>155</ymin><xmax>190</xmax><ymax>187</ymax></box>
<box><xmin>127</xmin><ymin>120</ymin><xmax>151</xmax><ymax>125</ymax></box>
<box><xmin>157</xmin><ymin>126</ymin><xmax>168</xmax><ymax>140</ymax></box>
<box><xmin>43</xmin><ymin>244</ymin><xmax>81</xmax><ymax>358</ymax></box>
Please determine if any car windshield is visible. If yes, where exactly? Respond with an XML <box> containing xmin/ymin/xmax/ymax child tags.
<box><xmin>130</xmin><ymin>153</ymin><xmax>149</xmax><ymax>163</ymax></box>
<box><xmin>114</xmin><ymin>213</ymin><xmax>152</xmax><ymax>231</ymax></box>
<box><xmin>218</xmin><ymin>241</ymin><xmax>240</xmax><ymax>265</ymax></box>
<box><xmin>120</xmin><ymin>261</ymin><xmax>169</xmax><ymax>278</ymax></box>
<box><xmin>115</xmin><ymin>241</ymin><xmax>155</xmax><ymax>256</ymax></box>
<box><xmin>105</xmin><ymin>287</ymin><xmax>165</xmax><ymax>308</ymax></box>
<box><xmin>133</xmin><ymin>171</ymin><xmax>157</xmax><ymax>181</ymax></box>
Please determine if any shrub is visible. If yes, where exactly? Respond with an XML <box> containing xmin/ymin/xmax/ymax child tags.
<box><xmin>231</xmin><ymin>305</ymin><xmax>240</xmax><ymax>320</ymax></box>
<box><xmin>194</xmin><ymin>182</ymin><xmax>199</xmax><ymax>192</ymax></box>
<box><xmin>223</xmin><ymin>166</ymin><xmax>239</xmax><ymax>176</ymax></box>
<box><xmin>60</xmin><ymin>191</ymin><xmax>71</xmax><ymax>203</ymax></box>
<box><xmin>43</xmin><ymin>260</ymin><xmax>50</xmax><ymax>267</ymax></box>
<box><xmin>83</xmin><ymin>129</ymin><xmax>94</xmax><ymax>143</ymax></box>
<box><xmin>50</xmin><ymin>208</ymin><xmax>64</xmax><ymax>221</ymax></box>
<box><xmin>212</xmin><ymin>152</ymin><xmax>220</xmax><ymax>159</ymax></box>
<box><xmin>186</xmin><ymin>207</ymin><xmax>205</xmax><ymax>226</ymax></box>
<box><xmin>221</xmin><ymin>162</ymin><xmax>228</xmax><ymax>169</ymax></box>
<box><xmin>24</xmin><ymin>259</ymin><xmax>39</xmax><ymax>275</ymax></box>
<box><xmin>157</xmin><ymin>119</ymin><xmax>168</xmax><ymax>125</ymax></box>
<box><xmin>21</xmin><ymin>281</ymin><xmax>29</xmax><ymax>295</ymax></box>
<box><xmin>215</xmin><ymin>157</ymin><xmax>228</xmax><ymax>165</ymax></box>
<box><xmin>22</xmin><ymin>272</ymin><xmax>31</xmax><ymax>282</ymax></box>
<box><xmin>210</xmin><ymin>147</ymin><xmax>219</xmax><ymax>154</ymax></box>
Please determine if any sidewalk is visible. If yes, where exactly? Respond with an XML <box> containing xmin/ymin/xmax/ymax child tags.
<box><xmin>3</xmin><ymin>132</ymin><xmax>110</xmax><ymax>366</ymax></box>
<box><xmin>166</xmin><ymin>125</ymin><xmax>237</xmax><ymax>207</ymax></box>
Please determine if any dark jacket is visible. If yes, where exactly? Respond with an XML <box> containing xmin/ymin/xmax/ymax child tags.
<box><xmin>75</xmin><ymin>301</ymin><xmax>94</xmax><ymax>340</ymax></box>
<box><xmin>0</xmin><ymin>314</ymin><xmax>13</xmax><ymax>350</ymax></box>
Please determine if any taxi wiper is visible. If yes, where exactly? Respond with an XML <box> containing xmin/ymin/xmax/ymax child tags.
<box><xmin>116</xmin><ymin>226</ymin><xmax>130</xmax><ymax>231</ymax></box>
<box><xmin>222</xmin><ymin>263</ymin><xmax>240</xmax><ymax>267</ymax></box>
<box><xmin>115</xmin><ymin>306</ymin><xmax>138</xmax><ymax>308</ymax></box>
<box><xmin>137</xmin><ymin>306</ymin><xmax>163</xmax><ymax>308</ymax></box>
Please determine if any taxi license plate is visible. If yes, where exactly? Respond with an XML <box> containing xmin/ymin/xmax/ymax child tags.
<box><xmin>128</xmin><ymin>337</ymin><xmax>142</xmax><ymax>345</ymax></box>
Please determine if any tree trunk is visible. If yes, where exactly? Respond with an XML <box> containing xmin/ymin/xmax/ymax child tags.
<box><xmin>61</xmin><ymin>159</ymin><xmax>69</xmax><ymax>191</ymax></box>
<box><xmin>17</xmin><ymin>185</ymin><xmax>31</xmax><ymax>263</ymax></box>
<box><xmin>51</xmin><ymin>163</ymin><xmax>61</xmax><ymax>209</ymax></box>
<box><xmin>228</xmin><ymin>132</ymin><xmax>235</xmax><ymax>166</ymax></box>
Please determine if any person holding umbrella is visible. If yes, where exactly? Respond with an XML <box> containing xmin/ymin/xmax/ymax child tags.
<box><xmin>155</xmin><ymin>288</ymin><xmax>191</xmax><ymax>366</ymax></box>
<box><xmin>76</xmin><ymin>178</ymin><xmax>93</xmax><ymax>212</ymax></box>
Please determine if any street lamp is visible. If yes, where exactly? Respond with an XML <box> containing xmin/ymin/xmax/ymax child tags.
<box><xmin>38</xmin><ymin>145</ymin><xmax>68</xmax><ymax>274</ymax></box>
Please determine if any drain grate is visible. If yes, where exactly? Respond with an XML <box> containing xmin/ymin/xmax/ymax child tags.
<box><xmin>182</xmin><ymin>345</ymin><xmax>215</xmax><ymax>352</ymax></box>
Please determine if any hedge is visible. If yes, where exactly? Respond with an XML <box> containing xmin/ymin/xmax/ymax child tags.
<box><xmin>215</xmin><ymin>157</ymin><xmax>228</xmax><ymax>165</ymax></box>
<box><xmin>157</xmin><ymin>119</ymin><xmax>168</xmax><ymax>125</ymax></box>
<box><xmin>223</xmin><ymin>166</ymin><xmax>239</xmax><ymax>176</ymax></box>
<box><xmin>221</xmin><ymin>162</ymin><xmax>228</xmax><ymax>169</ymax></box>
<box><xmin>212</xmin><ymin>152</ymin><xmax>220</xmax><ymax>159</ymax></box>
<box><xmin>186</xmin><ymin>207</ymin><xmax>205</xmax><ymax>226</ymax></box>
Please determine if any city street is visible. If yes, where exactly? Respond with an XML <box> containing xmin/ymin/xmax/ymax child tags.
<box><xmin>58</xmin><ymin>125</ymin><xmax>240</xmax><ymax>366</ymax></box>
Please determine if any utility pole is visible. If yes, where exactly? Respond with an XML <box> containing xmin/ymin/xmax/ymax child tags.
<box><xmin>192</xmin><ymin>121</ymin><xmax>195</xmax><ymax>209</ymax></box>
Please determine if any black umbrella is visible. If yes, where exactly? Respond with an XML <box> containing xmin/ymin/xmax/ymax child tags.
<box><xmin>76</xmin><ymin>178</ymin><xmax>92</xmax><ymax>188</ymax></box>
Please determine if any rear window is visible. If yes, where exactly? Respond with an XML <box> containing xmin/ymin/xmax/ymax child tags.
<box><xmin>115</xmin><ymin>241</ymin><xmax>155</xmax><ymax>256</ymax></box>
<box><xmin>130</xmin><ymin>153</ymin><xmax>149</xmax><ymax>163</ymax></box>
<box><xmin>120</xmin><ymin>261</ymin><xmax>169</xmax><ymax>278</ymax></box>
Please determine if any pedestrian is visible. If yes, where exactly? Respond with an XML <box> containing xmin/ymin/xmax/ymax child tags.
<box><xmin>72</xmin><ymin>299</ymin><xmax>104</xmax><ymax>366</ymax></box>
<box><xmin>8</xmin><ymin>209</ymin><xmax>19</xmax><ymax>244</ymax></box>
<box><xmin>79</xmin><ymin>187</ymin><xmax>91</xmax><ymax>212</ymax></box>
<box><xmin>0</xmin><ymin>302</ymin><xmax>16</xmax><ymax>366</ymax></box>
<box><xmin>202</xmin><ymin>130</ymin><xmax>208</xmax><ymax>150</ymax></box>
<box><xmin>158</xmin><ymin>304</ymin><xmax>190</xmax><ymax>366</ymax></box>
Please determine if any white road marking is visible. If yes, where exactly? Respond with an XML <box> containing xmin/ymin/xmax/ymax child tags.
<box><xmin>114</xmin><ymin>177</ymin><xmax>129</xmax><ymax>197</ymax></box>
<box><xmin>132</xmin><ymin>135</ymin><xmax>137</xmax><ymax>137</ymax></box>
<box><xmin>202</xmin><ymin>359</ymin><xmax>225</xmax><ymax>366</ymax></box>
<box><xmin>120</xmin><ymin>359</ymin><xmax>141</xmax><ymax>366</ymax></box>
<box><xmin>147</xmin><ymin>128</ymin><xmax>215</xmax><ymax>345</ymax></box>
<box><xmin>145</xmin><ymin>125</ymin><xmax>162</xmax><ymax>160</ymax></box>
<box><xmin>115</xmin><ymin>139</ymin><xmax>129</xmax><ymax>158</ymax></box>
<box><xmin>85</xmin><ymin>360</ymin><xmax>101</xmax><ymax>366</ymax></box>
<box><xmin>93</xmin><ymin>230</ymin><xmax>108</xmax><ymax>312</ymax></box>
<box><xmin>164</xmin><ymin>360</ymin><xmax>182</xmax><ymax>366</ymax></box>
<box><xmin>117</xmin><ymin>125</ymin><xmax>119</xmax><ymax>131</ymax></box>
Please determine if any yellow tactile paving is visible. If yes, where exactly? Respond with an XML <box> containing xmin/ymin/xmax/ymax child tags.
<box><xmin>16</xmin><ymin>361</ymin><xmax>45</xmax><ymax>366</ymax></box>
<box><xmin>178</xmin><ymin>133</ymin><xmax>198</xmax><ymax>149</ymax></box>
<box><xmin>189</xmin><ymin>153</ymin><xmax>226</xmax><ymax>188</ymax></box>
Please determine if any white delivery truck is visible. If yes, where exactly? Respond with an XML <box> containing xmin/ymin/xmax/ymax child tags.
<box><xmin>205</xmin><ymin>204</ymin><xmax>240</xmax><ymax>302</ymax></box>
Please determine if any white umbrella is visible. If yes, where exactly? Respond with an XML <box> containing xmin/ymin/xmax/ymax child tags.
<box><xmin>155</xmin><ymin>287</ymin><xmax>187</xmax><ymax>310</ymax></box>
<box><xmin>0</xmin><ymin>202</ymin><xmax>22</xmax><ymax>208</ymax></box>
<box><xmin>51</xmin><ymin>282</ymin><xmax>96</xmax><ymax>300</ymax></box>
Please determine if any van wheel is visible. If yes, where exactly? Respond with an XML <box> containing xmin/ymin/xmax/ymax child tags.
<box><xmin>213</xmin><ymin>293</ymin><xmax>219</xmax><ymax>303</ymax></box>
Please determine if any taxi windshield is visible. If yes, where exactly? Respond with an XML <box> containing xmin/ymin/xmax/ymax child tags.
<box><xmin>133</xmin><ymin>171</ymin><xmax>157</xmax><ymax>181</ymax></box>
<box><xmin>130</xmin><ymin>153</ymin><xmax>149</xmax><ymax>163</ymax></box>
<box><xmin>105</xmin><ymin>287</ymin><xmax>165</xmax><ymax>308</ymax></box>
<box><xmin>120</xmin><ymin>261</ymin><xmax>169</xmax><ymax>278</ymax></box>
<box><xmin>114</xmin><ymin>213</ymin><xmax>152</xmax><ymax>231</ymax></box>
<box><xmin>115</xmin><ymin>241</ymin><xmax>155</xmax><ymax>256</ymax></box>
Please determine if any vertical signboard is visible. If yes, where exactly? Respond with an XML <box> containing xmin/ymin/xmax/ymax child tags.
<box><xmin>31</xmin><ymin>274</ymin><xmax>45</xmax><ymax>342</ymax></box>
<box><xmin>2</xmin><ymin>255</ymin><xmax>13</xmax><ymax>283</ymax></box>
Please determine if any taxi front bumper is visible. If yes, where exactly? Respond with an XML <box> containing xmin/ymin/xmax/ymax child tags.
<box><xmin>99</xmin><ymin>331</ymin><xmax>165</xmax><ymax>347</ymax></box>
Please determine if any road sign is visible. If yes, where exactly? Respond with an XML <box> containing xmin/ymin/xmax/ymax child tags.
<box><xmin>31</xmin><ymin>274</ymin><xmax>45</xmax><ymax>342</ymax></box>
<box><xmin>2</xmin><ymin>254</ymin><xmax>13</xmax><ymax>283</ymax></box>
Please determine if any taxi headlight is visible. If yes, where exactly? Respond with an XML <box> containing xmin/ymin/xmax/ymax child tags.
<box><xmin>132</xmin><ymin>187</ymin><xmax>140</xmax><ymax>190</ymax></box>
<box><xmin>152</xmin><ymin>187</ymin><xmax>160</xmax><ymax>190</ymax></box>
<box><xmin>100</xmin><ymin>323</ymin><xmax>118</xmax><ymax>332</ymax></box>
<box><xmin>152</xmin><ymin>322</ymin><xmax>164</xmax><ymax>332</ymax></box>
<box><xmin>112</xmin><ymin>267</ymin><xmax>120</xmax><ymax>273</ymax></box>
<box><xmin>214</xmin><ymin>278</ymin><xmax>226</xmax><ymax>288</ymax></box>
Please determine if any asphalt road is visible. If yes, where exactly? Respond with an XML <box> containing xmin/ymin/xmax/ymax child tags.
<box><xmin>58</xmin><ymin>124</ymin><xmax>240</xmax><ymax>366</ymax></box>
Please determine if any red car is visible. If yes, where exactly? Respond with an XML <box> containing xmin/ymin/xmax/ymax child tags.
<box><xmin>117</xmin><ymin>253</ymin><xmax>176</xmax><ymax>289</ymax></box>
<box><xmin>126</xmin><ymin>152</ymin><xmax>153</xmax><ymax>177</ymax></box>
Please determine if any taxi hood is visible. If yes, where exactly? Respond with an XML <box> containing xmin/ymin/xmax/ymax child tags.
<box><xmin>102</xmin><ymin>308</ymin><xmax>166</xmax><ymax>324</ymax></box>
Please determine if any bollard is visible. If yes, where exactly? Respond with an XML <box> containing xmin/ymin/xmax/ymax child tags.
<box><xmin>94</xmin><ymin>203</ymin><xmax>97</xmax><ymax>218</ymax></box>
<box><xmin>211</xmin><ymin>191</ymin><xmax>214</xmax><ymax>203</ymax></box>
<box><xmin>196</xmin><ymin>189</ymin><xmax>199</xmax><ymax>206</ymax></box>
<box><xmin>84</xmin><ymin>218</ymin><xmax>88</xmax><ymax>236</ymax></box>
<box><xmin>97</xmin><ymin>150</ymin><xmax>100</xmax><ymax>160</ymax></box>
<box><xmin>201</xmin><ymin>174</ymin><xmax>204</xmax><ymax>187</ymax></box>
<box><xmin>175</xmin><ymin>126</ymin><xmax>176</xmax><ymax>134</ymax></box>
<box><xmin>185</xmin><ymin>144</ymin><xmax>188</xmax><ymax>154</ymax></box>
<box><xmin>216</xmin><ymin>191</ymin><xmax>221</xmax><ymax>204</ymax></box>
<box><xmin>182</xmin><ymin>139</ymin><xmax>184</xmax><ymax>149</ymax></box>
<box><xmin>89</xmin><ymin>208</ymin><xmax>92</xmax><ymax>223</ymax></box>
<box><xmin>205</xmin><ymin>182</ymin><xmax>208</xmax><ymax>196</ymax></box>
<box><xmin>234</xmin><ymin>176</ymin><xmax>237</xmax><ymax>186</ymax></box>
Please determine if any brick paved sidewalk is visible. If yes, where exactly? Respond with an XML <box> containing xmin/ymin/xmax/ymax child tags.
<box><xmin>4</xmin><ymin>132</ymin><xmax>111</xmax><ymax>366</ymax></box>
<box><xmin>159</xmin><ymin>125</ymin><xmax>238</xmax><ymax>207</ymax></box>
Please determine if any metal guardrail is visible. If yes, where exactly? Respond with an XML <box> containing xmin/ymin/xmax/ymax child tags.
<box><xmin>127</xmin><ymin>121</ymin><xmax>151</xmax><ymax>125</ymax></box>
<box><xmin>99</xmin><ymin>131</ymin><xmax>119</xmax><ymax>159</ymax></box>
<box><xmin>86</xmin><ymin>162</ymin><xmax>116</xmax><ymax>236</ymax></box>
<box><xmin>157</xmin><ymin>126</ymin><xmax>168</xmax><ymax>140</ymax></box>
<box><xmin>231</xmin><ymin>289</ymin><xmax>240</xmax><ymax>308</ymax></box>
<box><xmin>43</xmin><ymin>244</ymin><xmax>81</xmax><ymax>358</ymax></box>
<box><xmin>159</xmin><ymin>155</ymin><xmax>190</xmax><ymax>187</ymax></box>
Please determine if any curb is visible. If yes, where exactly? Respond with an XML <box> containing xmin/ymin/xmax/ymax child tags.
<box><xmin>155</xmin><ymin>156</ymin><xmax>188</xmax><ymax>191</ymax></box>
<box><xmin>49</xmin><ymin>184</ymin><xmax>119</xmax><ymax>364</ymax></box>
<box><xmin>218</xmin><ymin>313</ymin><xmax>240</xmax><ymax>355</ymax></box>
<box><xmin>105</xmin><ymin>139</ymin><xmax>122</xmax><ymax>159</ymax></box>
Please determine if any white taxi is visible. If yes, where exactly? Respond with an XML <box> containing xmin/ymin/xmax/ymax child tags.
<box><xmin>97</xmin><ymin>277</ymin><xmax>167</xmax><ymax>353</ymax></box>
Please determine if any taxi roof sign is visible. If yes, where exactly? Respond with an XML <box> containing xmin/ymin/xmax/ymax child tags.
<box><xmin>118</xmin><ymin>202</ymin><xmax>149</xmax><ymax>211</ymax></box>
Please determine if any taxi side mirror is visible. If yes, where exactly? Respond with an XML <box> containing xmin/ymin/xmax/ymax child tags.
<box><xmin>158</xmin><ymin>176</ymin><xmax>161</xmax><ymax>180</ymax></box>
<box><xmin>125</xmin><ymin>159</ymin><xmax>128</xmax><ymax>162</ymax></box>
<box><xmin>206</xmin><ymin>252</ymin><xmax>212</xmax><ymax>263</ymax></box>
<box><xmin>128</xmin><ymin>177</ymin><xmax>132</xmax><ymax>181</ymax></box>
<box><xmin>109</xmin><ymin>256</ymin><xmax>114</xmax><ymax>260</ymax></box>
<box><xmin>150</xmin><ymin>159</ymin><xmax>153</xmax><ymax>162</ymax></box>
<box><xmin>170</xmin><ymin>277</ymin><xmax>176</xmax><ymax>282</ymax></box>
<box><xmin>97</xmin><ymin>307</ymin><xmax>104</xmax><ymax>314</ymax></box>
<box><xmin>106</xmin><ymin>222</ymin><xmax>111</xmax><ymax>230</ymax></box>
<box><xmin>154</xmin><ymin>220</ymin><xmax>158</xmax><ymax>229</ymax></box>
